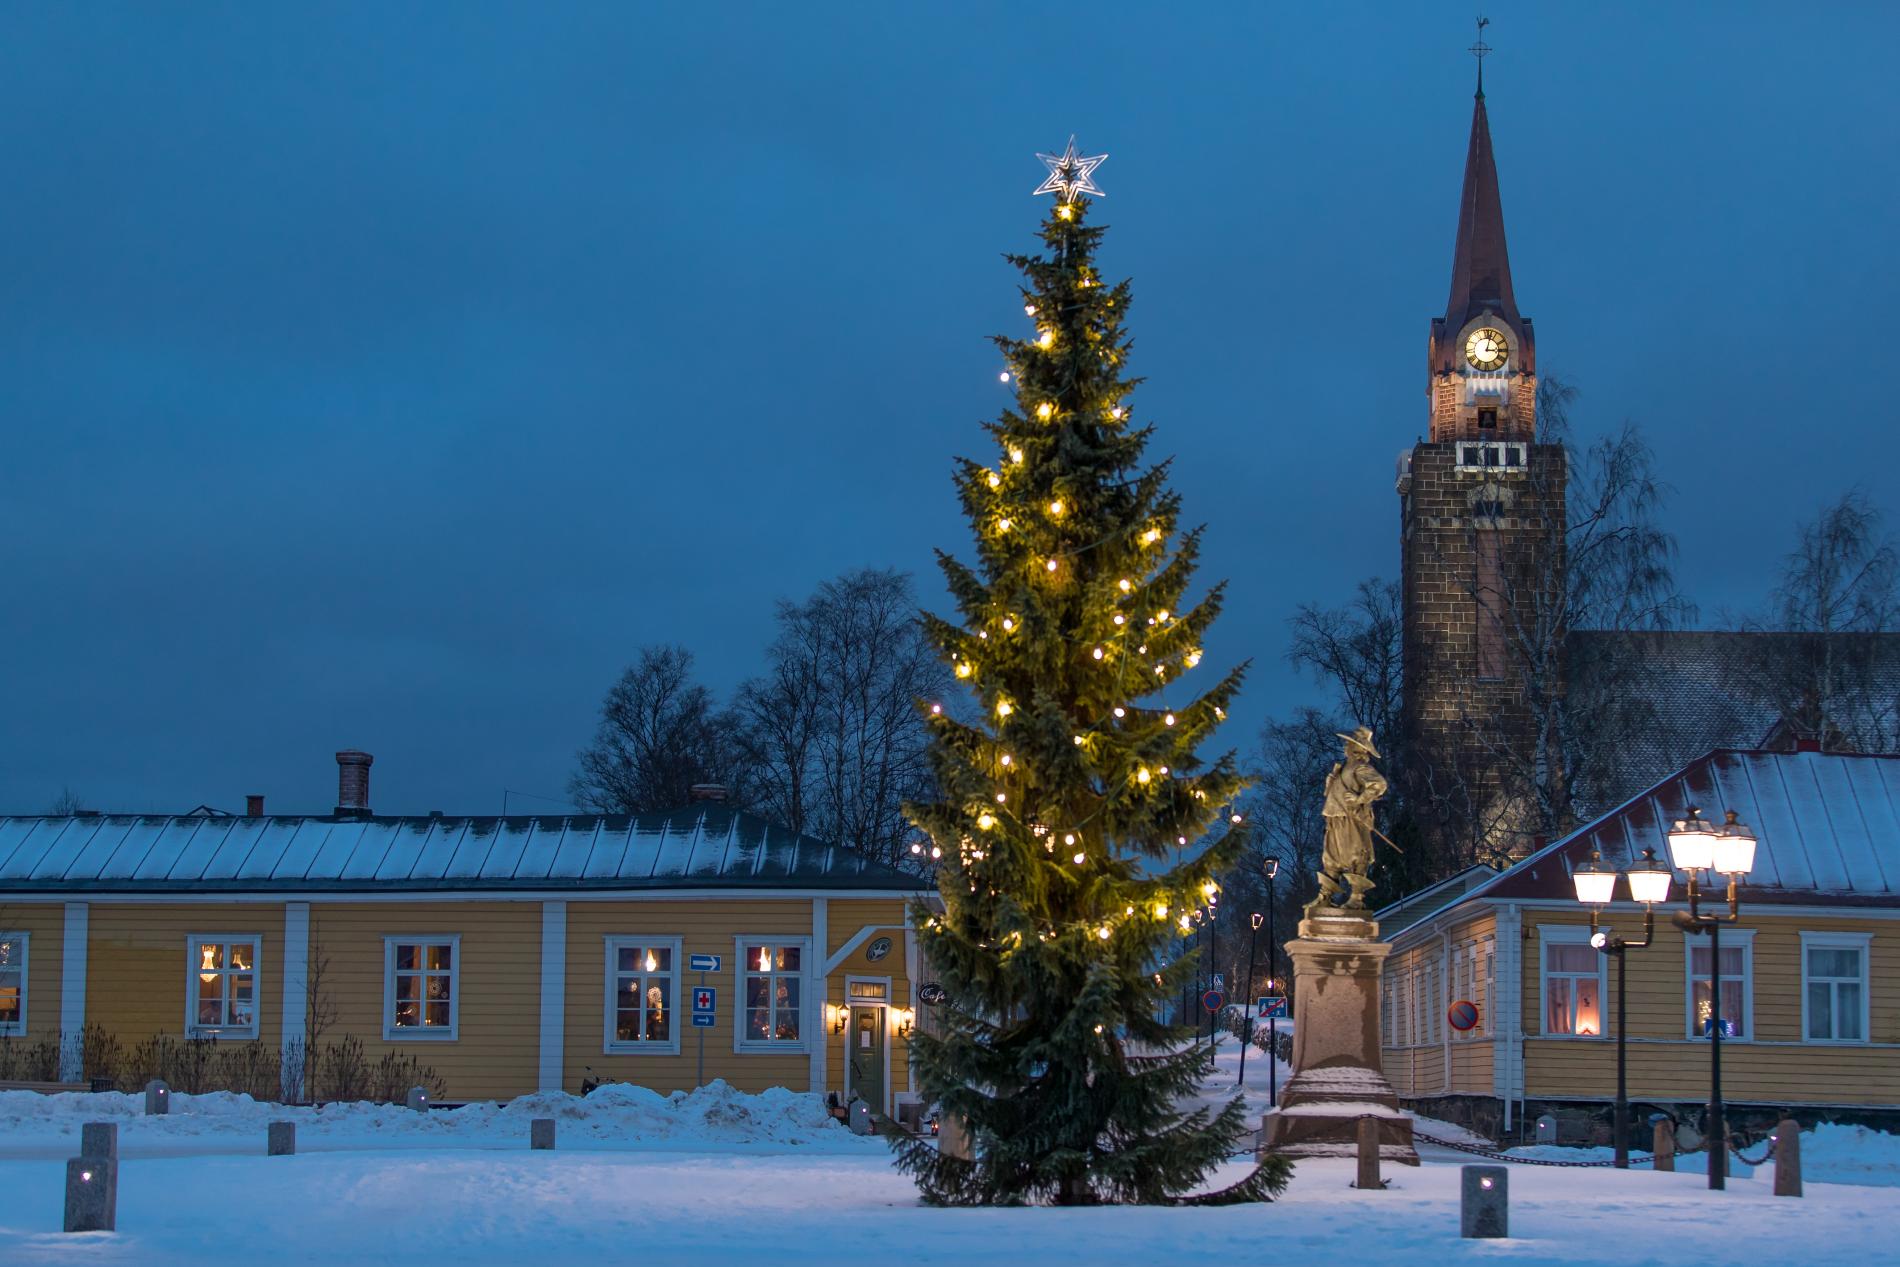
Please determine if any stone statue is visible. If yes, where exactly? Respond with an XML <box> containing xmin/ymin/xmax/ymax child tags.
<box><xmin>1309</xmin><ymin>726</ymin><xmax>1388</xmax><ymax>913</ymax></box>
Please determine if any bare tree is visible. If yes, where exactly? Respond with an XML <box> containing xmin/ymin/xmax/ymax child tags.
<box><xmin>569</xmin><ymin>646</ymin><xmax>750</xmax><ymax>814</ymax></box>
<box><xmin>735</xmin><ymin>569</ymin><xmax>946</xmax><ymax>869</ymax></box>
<box><xmin>1286</xmin><ymin>577</ymin><xmax>1405</xmax><ymax>780</ymax></box>
<box><xmin>47</xmin><ymin>787</ymin><xmax>86</xmax><ymax>816</ymax></box>
<box><xmin>1737</xmin><ymin>491</ymin><xmax>1900</xmax><ymax>752</ymax></box>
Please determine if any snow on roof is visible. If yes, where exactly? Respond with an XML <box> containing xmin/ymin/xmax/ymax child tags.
<box><xmin>1473</xmin><ymin>749</ymin><xmax>1900</xmax><ymax>908</ymax></box>
<box><xmin>0</xmin><ymin>805</ymin><xmax>932</xmax><ymax>895</ymax></box>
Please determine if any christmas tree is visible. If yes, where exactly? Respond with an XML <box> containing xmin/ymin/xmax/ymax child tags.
<box><xmin>890</xmin><ymin>142</ymin><xmax>1292</xmax><ymax>1206</ymax></box>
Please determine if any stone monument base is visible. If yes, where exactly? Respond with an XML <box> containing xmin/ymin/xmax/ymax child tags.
<box><xmin>1258</xmin><ymin>908</ymin><xmax>1419</xmax><ymax>1165</ymax></box>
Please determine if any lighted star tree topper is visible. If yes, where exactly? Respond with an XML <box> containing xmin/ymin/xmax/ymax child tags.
<box><xmin>886</xmin><ymin>142</ymin><xmax>1292</xmax><ymax>1206</ymax></box>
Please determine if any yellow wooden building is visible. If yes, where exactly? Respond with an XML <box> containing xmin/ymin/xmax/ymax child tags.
<box><xmin>0</xmin><ymin>787</ymin><xmax>932</xmax><ymax>1113</ymax></box>
<box><xmin>1377</xmin><ymin>748</ymin><xmax>1900</xmax><ymax>1141</ymax></box>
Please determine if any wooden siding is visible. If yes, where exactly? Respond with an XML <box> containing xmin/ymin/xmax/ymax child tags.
<box><xmin>86</xmin><ymin>904</ymin><xmax>284</xmax><ymax>1051</ymax></box>
<box><xmin>562</xmin><ymin>898</ymin><xmax>815</xmax><ymax>1098</ymax></box>
<box><xmin>0</xmin><ymin>902</ymin><xmax>65</xmax><ymax>1042</ymax></box>
<box><xmin>1380</xmin><ymin>910</ymin><xmax>1499</xmax><ymax>1099</ymax></box>
<box><xmin>308</xmin><ymin>901</ymin><xmax>537</xmax><ymax>1103</ymax></box>
<box><xmin>1522</xmin><ymin>908</ymin><xmax>1900</xmax><ymax>1105</ymax></box>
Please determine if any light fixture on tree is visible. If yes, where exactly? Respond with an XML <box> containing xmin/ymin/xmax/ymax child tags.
<box><xmin>1032</xmin><ymin>136</ymin><xmax>1108</xmax><ymax>203</ymax></box>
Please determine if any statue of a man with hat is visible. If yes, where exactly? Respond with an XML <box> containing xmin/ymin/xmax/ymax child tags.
<box><xmin>1310</xmin><ymin>726</ymin><xmax>1388</xmax><ymax>913</ymax></box>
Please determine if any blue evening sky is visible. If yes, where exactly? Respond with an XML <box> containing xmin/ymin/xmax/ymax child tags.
<box><xmin>4</xmin><ymin>4</ymin><xmax>1896</xmax><ymax>814</ymax></box>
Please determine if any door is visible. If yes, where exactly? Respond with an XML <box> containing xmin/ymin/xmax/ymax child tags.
<box><xmin>847</xmin><ymin>1006</ymin><xmax>886</xmax><ymax>1112</ymax></box>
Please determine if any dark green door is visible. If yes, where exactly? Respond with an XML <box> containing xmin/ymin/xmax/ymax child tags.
<box><xmin>849</xmin><ymin>1006</ymin><xmax>886</xmax><ymax>1112</ymax></box>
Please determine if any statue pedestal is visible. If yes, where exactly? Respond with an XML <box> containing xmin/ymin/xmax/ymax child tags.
<box><xmin>1259</xmin><ymin>910</ymin><xmax>1418</xmax><ymax>1165</ymax></box>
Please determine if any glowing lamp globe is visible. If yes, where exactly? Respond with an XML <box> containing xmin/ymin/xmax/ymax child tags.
<box><xmin>1711</xmin><ymin>811</ymin><xmax>1758</xmax><ymax>877</ymax></box>
<box><xmin>1666</xmin><ymin>806</ymin><xmax>1719</xmax><ymax>873</ymax></box>
<box><xmin>1624</xmin><ymin>848</ymin><xmax>1673</xmax><ymax>905</ymax></box>
<box><xmin>1571</xmin><ymin>851</ymin><xmax>1617</xmax><ymax>906</ymax></box>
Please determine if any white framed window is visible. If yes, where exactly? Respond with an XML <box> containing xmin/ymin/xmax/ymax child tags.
<box><xmin>1380</xmin><ymin>977</ymin><xmax>1394</xmax><ymax>1044</ymax></box>
<box><xmin>1682</xmin><ymin>929</ymin><xmax>1754</xmax><ymax>1040</ymax></box>
<box><xmin>604</xmin><ymin>936</ymin><xmax>682</xmax><ymax>1055</ymax></box>
<box><xmin>1801</xmin><ymin>932</ymin><xmax>1872</xmax><ymax>1044</ymax></box>
<box><xmin>734</xmin><ymin>937</ymin><xmax>809</xmax><ymax>1051</ymax></box>
<box><xmin>384</xmin><ymin>936</ymin><xmax>460</xmax><ymax>1040</ymax></box>
<box><xmin>0</xmin><ymin>932</ymin><xmax>26</xmax><ymax>1036</ymax></box>
<box><xmin>186</xmin><ymin>934</ymin><xmax>261</xmax><ymax>1038</ymax></box>
<box><xmin>1478</xmin><ymin>936</ymin><xmax>1496</xmax><ymax>1038</ymax></box>
<box><xmin>1540</xmin><ymin>926</ymin><xmax>1605</xmax><ymax>1038</ymax></box>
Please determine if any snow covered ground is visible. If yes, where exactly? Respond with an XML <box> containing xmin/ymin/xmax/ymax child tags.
<box><xmin>0</xmin><ymin>1057</ymin><xmax>1894</xmax><ymax>1266</ymax></box>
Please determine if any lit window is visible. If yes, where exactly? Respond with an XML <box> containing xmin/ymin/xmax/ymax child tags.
<box><xmin>1802</xmin><ymin>933</ymin><xmax>1870</xmax><ymax>1043</ymax></box>
<box><xmin>1541</xmin><ymin>931</ymin><xmax>1604</xmax><ymax>1037</ymax></box>
<box><xmin>0</xmin><ymin>933</ymin><xmax>26</xmax><ymax>1036</ymax></box>
<box><xmin>1683</xmin><ymin>931</ymin><xmax>1753</xmax><ymax>1040</ymax></box>
<box><xmin>187</xmin><ymin>935</ymin><xmax>260</xmax><ymax>1038</ymax></box>
<box><xmin>738</xmin><ymin>940</ymin><xmax>807</xmax><ymax>1048</ymax></box>
<box><xmin>605</xmin><ymin>937</ymin><xmax>680</xmax><ymax>1054</ymax></box>
<box><xmin>385</xmin><ymin>937</ymin><xmax>459</xmax><ymax>1040</ymax></box>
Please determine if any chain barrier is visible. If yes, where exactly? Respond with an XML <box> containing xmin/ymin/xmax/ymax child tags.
<box><xmin>1244</xmin><ymin>1112</ymin><xmax>1778</xmax><ymax>1170</ymax></box>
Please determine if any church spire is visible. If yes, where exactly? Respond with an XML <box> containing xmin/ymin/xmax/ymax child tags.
<box><xmin>1443</xmin><ymin>63</ymin><xmax>1518</xmax><ymax>333</ymax></box>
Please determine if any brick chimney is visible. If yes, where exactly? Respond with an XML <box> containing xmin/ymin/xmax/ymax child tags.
<box><xmin>335</xmin><ymin>750</ymin><xmax>374</xmax><ymax>818</ymax></box>
<box><xmin>689</xmin><ymin>783</ymin><xmax>730</xmax><ymax>803</ymax></box>
<box><xmin>246</xmin><ymin>795</ymin><xmax>266</xmax><ymax>818</ymax></box>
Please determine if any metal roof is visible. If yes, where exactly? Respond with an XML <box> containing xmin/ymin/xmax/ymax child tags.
<box><xmin>1474</xmin><ymin>749</ymin><xmax>1900</xmax><ymax>909</ymax></box>
<box><xmin>0</xmin><ymin>805</ymin><xmax>932</xmax><ymax>895</ymax></box>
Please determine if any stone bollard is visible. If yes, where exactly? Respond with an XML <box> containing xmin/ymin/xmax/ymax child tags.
<box><xmin>1460</xmin><ymin>1166</ymin><xmax>1508</xmax><ymax>1238</ymax></box>
<box><xmin>531</xmin><ymin>1118</ymin><xmax>556</xmax><ymax>1150</ymax></box>
<box><xmin>405</xmin><ymin>1087</ymin><xmax>429</xmax><ymax>1113</ymax></box>
<box><xmin>64</xmin><ymin>1156</ymin><xmax>118</xmax><ymax>1233</ymax></box>
<box><xmin>80</xmin><ymin>1122</ymin><xmax>118</xmax><ymax>1161</ymax></box>
<box><xmin>144</xmin><ymin>1079</ymin><xmax>170</xmax><ymax>1116</ymax></box>
<box><xmin>1773</xmin><ymin>1118</ymin><xmax>1802</xmax><ymax>1197</ymax></box>
<box><xmin>268</xmin><ymin>1121</ymin><xmax>296</xmax><ymax>1156</ymax></box>
<box><xmin>1652</xmin><ymin>1117</ymin><xmax>1676</xmax><ymax>1172</ymax></box>
<box><xmin>937</xmin><ymin>1112</ymin><xmax>973</xmax><ymax>1161</ymax></box>
<box><xmin>849</xmin><ymin>1100</ymin><xmax>873</xmax><ymax>1136</ymax></box>
<box><xmin>1354</xmin><ymin>1117</ymin><xmax>1382</xmax><ymax>1190</ymax></box>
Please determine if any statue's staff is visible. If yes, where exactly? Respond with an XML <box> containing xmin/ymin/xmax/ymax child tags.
<box><xmin>1372</xmin><ymin>825</ymin><xmax>1404</xmax><ymax>855</ymax></box>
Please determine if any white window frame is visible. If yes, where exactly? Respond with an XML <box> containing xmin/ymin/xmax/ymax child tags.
<box><xmin>1538</xmin><ymin>925</ymin><xmax>1607</xmax><ymax>1039</ymax></box>
<box><xmin>603</xmin><ymin>935</ymin><xmax>684</xmax><ymax>1056</ymax></box>
<box><xmin>1478</xmin><ymin>936</ymin><xmax>1496</xmax><ymax>1038</ymax></box>
<box><xmin>1800</xmin><ymin>931</ymin><xmax>1873</xmax><ymax>1045</ymax></box>
<box><xmin>1681</xmin><ymin>928</ymin><xmax>1756</xmax><ymax>1042</ymax></box>
<box><xmin>184</xmin><ymin>933</ymin><xmax>262</xmax><ymax>1039</ymax></box>
<box><xmin>383</xmin><ymin>935</ymin><xmax>461</xmax><ymax>1041</ymax></box>
<box><xmin>733</xmin><ymin>935</ymin><xmax>811</xmax><ymax>1053</ymax></box>
<box><xmin>0</xmin><ymin>931</ymin><xmax>27</xmax><ymax>1037</ymax></box>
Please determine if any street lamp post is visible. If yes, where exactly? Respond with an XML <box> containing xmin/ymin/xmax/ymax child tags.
<box><xmin>1572</xmin><ymin>847</ymin><xmax>1672</xmax><ymax>1168</ymax></box>
<box><xmin>1665</xmin><ymin>806</ymin><xmax>1759</xmax><ymax>1192</ymax></box>
<box><xmin>1237</xmin><ymin>911</ymin><xmax>1264</xmax><ymax>1090</ymax></box>
<box><xmin>1264</xmin><ymin>858</ymin><xmax>1280</xmax><ymax>1106</ymax></box>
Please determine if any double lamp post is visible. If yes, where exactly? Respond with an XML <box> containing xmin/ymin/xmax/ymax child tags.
<box><xmin>1571</xmin><ymin>806</ymin><xmax>1758</xmax><ymax>1187</ymax></box>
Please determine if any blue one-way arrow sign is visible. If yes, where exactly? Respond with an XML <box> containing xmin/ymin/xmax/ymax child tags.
<box><xmin>689</xmin><ymin>953</ymin><xmax>722</xmax><ymax>973</ymax></box>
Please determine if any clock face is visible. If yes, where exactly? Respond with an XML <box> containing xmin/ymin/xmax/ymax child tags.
<box><xmin>1465</xmin><ymin>327</ymin><xmax>1509</xmax><ymax>371</ymax></box>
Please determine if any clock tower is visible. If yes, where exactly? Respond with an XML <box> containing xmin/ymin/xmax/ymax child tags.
<box><xmin>1398</xmin><ymin>76</ymin><xmax>1567</xmax><ymax>866</ymax></box>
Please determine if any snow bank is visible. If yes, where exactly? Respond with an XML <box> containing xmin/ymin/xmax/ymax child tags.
<box><xmin>0</xmin><ymin>1079</ymin><xmax>863</xmax><ymax>1156</ymax></box>
<box><xmin>1500</xmin><ymin>1122</ymin><xmax>1900</xmax><ymax>1187</ymax></box>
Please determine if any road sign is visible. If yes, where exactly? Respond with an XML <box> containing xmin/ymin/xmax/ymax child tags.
<box><xmin>1211</xmin><ymin>973</ymin><xmax>1225</xmax><ymax>992</ymax></box>
<box><xmin>691</xmin><ymin>1013</ymin><xmax>716</xmax><ymax>1028</ymax></box>
<box><xmin>918</xmin><ymin>982</ymin><xmax>947</xmax><ymax>1005</ymax></box>
<box><xmin>1201</xmin><ymin>989</ymin><xmax>1226</xmax><ymax>1015</ymax></box>
<box><xmin>688</xmin><ymin>954</ymin><xmax>722</xmax><ymax>973</ymax></box>
<box><xmin>1257</xmin><ymin>995</ymin><xmax>1288</xmax><ymax>1019</ymax></box>
<box><xmin>1447</xmin><ymin>999</ymin><xmax>1480</xmax><ymax>1032</ymax></box>
<box><xmin>692</xmin><ymin>987</ymin><xmax>716</xmax><ymax>1013</ymax></box>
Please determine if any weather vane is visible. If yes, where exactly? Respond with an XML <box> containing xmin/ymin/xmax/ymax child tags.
<box><xmin>1033</xmin><ymin>136</ymin><xmax>1107</xmax><ymax>204</ymax></box>
<box><xmin>1470</xmin><ymin>14</ymin><xmax>1492</xmax><ymax>95</ymax></box>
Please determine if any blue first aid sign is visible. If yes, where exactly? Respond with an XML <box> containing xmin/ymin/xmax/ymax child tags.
<box><xmin>688</xmin><ymin>954</ymin><xmax>722</xmax><ymax>973</ymax></box>
<box><xmin>692</xmin><ymin>987</ymin><xmax>716</xmax><ymax>1013</ymax></box>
